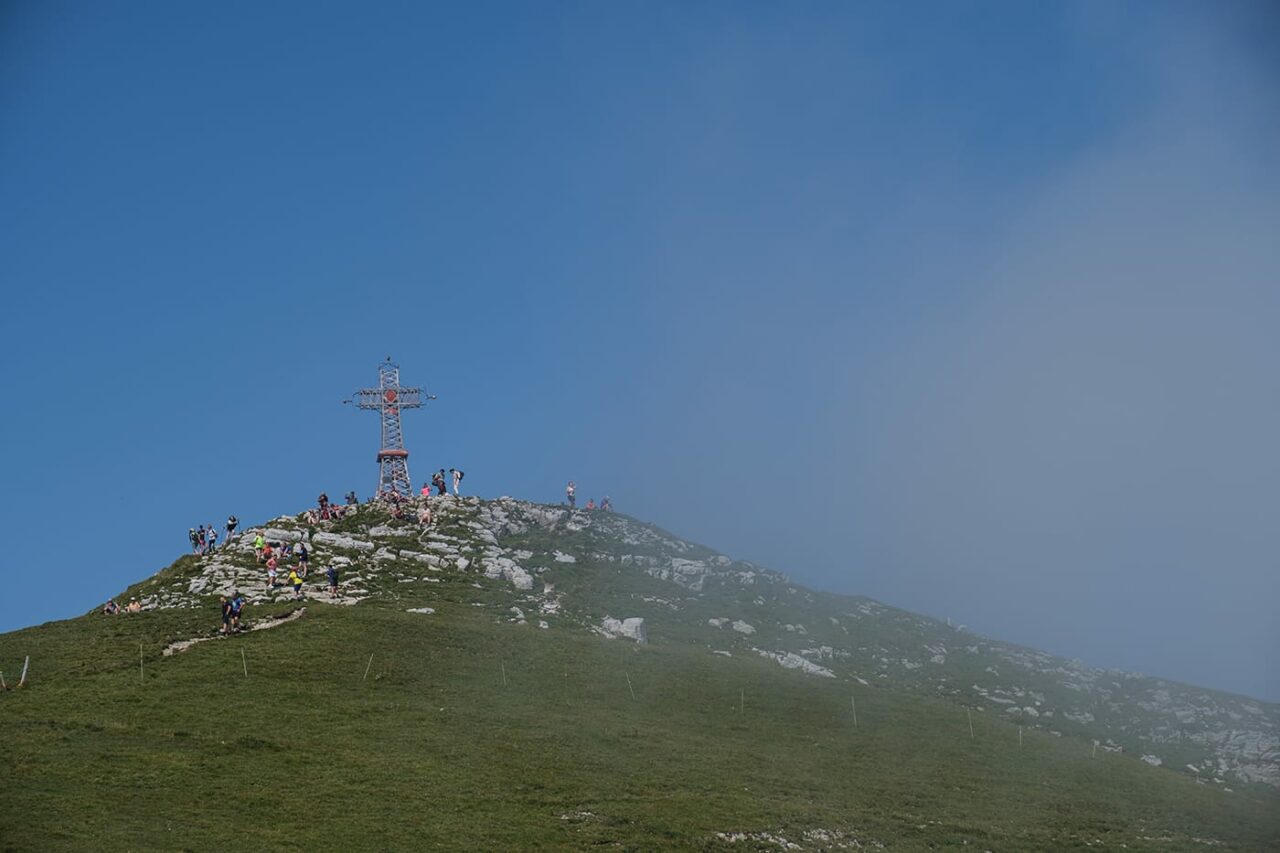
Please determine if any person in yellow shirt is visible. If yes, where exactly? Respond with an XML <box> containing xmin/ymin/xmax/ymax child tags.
<box><xmin>289</xmin><ymin>569</ymin><xmax>304</xmax><ymax>600</ymax></box>
<box><xmin>253</xmin><ymin>533</ymin><xmax>265</xmax><ymax>563</ymax></box>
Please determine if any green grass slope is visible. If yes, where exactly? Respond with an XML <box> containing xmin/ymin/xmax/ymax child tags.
<box><xmin>2</xmin><ymin>499</ymin><xmax>1277</xmax><ymax>851</ymax></box>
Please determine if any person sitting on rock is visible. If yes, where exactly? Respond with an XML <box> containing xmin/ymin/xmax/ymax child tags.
<box><xmin>102</xmin><ymin>599</ymin><xmax>120</xmax><ymax>615</ymax></box>
<box><xmin>127</xmin><ymin>598</ymin><xmax>142</xmax><ymax>613</ymax></box>
<box><xmin>418</xmin><ymin>503</ymin><xmax>433</xmax><ymax>526</ymax></box>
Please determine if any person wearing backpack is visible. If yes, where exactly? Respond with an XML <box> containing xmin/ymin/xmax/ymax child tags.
<box><xmin>450</xmin><ymin>468</ymin><xmax>464</xmax><ymax>497</ymax></box>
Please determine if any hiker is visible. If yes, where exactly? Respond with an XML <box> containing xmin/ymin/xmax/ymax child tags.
<box><xmin>127</xmin><ymin>597</ymin><xmax>142</xmax><ymax>613</ymax></box>
<box><xmin>254</xmin><ymin>533</ymin><xmax>265</xmax><ymax>562</ymax></box>
<box><xmin>345</xmin><ymin>491</ymin><xmax>358</xmax><ymax>505</ymax></box>
<box><xmin>226</xmin><ymin>515</ymin><xmax>238</xmax><ymax>542</ymax></box>
<box><xmin>326</xmin><ymin>565</ymin><xmax>339</xmax><ymax>598</ymax></box>
<box><xmin>220</xmin><ymin>596</ymin><xmax>232</xmax><ymax>634</ymax></box>
<box><xmin>450</xmin><ymin>468</ymin><xmax>464</xmax><ymax>496</ymax></box>
<box><xmin>432</xmin><ymin>470</ymin><xmax>447</xmax><ymax>496</ymax></box>
<box><xmin>418</xmin><ymin>503</ymin><xmax>433</xmax><ymax>526</ymax></box>
<box><xmin>566</xmin><ymin>481</ymin><xmax>576</xmax><ymax>508</ymax></box>
<box><xmin>102</xmin><ymin>599</ymin><xmax>120</xmax><ymax>615</ymax></box>
<box><xmin>206</xmin><ymin>524</ymin><xmax>218</xmax><ymax>553</ymax></box>
<box><xmin>266</xmin><ymin>555</ymin><xmax>278</xmax><ymax>588</ymax></box>
<box><xmin>289</xmin><ymin>569</ymin><xmax>304</xmax><ymax>601</ymax></box>
<box><xmin>230</xmin><ymin>592</ymin><xmax>245</xmax><ymax>631</ymax></box>
<box><xmin>297</xmin><ymin>543</ymin><xmax>309</xmax><ymax>577</ymax></box>
<box><xmin>601</xmin><ymin>496</ymin><xmax>613</xmax><ymax>512</ymax></box>
<box><xmin>421</xmin><ymin>481</ymin><xmax>431</xmax><ymax>497</ymax></box>
<box><xmin>586</xmin><ymin>498</ymin><xmax>596</xmax><ymax>511</ymax></box>
<box><xmin>189</xmin><ymin>527</ymin><xmax>199</xmax><ymax>553</ymax></box>
<box><xmin>261</xmin><ymin>542</ymin><xmax>274</xmax><ymax>565</ymax></box>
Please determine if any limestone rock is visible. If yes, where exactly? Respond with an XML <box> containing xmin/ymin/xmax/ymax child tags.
<box><xmin>599</xmin><ymin>617</ymin><xmax>647</xmax><ymax>643</ymax></box>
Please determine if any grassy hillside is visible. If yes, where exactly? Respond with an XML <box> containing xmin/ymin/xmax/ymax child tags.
<box><xmin>2</xmin><ymin>498</ymin><xmax>1277</xmax><ymax>851</ymax></box>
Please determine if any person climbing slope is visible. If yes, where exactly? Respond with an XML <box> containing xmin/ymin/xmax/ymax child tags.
<box><xmin>297</xmin><ymin>543</ymin><xmax>309</xmax><ymax>577</ymax></box>
<box><xmin>254</xmin><ymin>532</ymin><xmax>265</xmax><ymax>562</ymax></box>
<box><xmin>289</xmin><ymin>569</ymin><xmax>304</xmax><ymax>601</ymax></box>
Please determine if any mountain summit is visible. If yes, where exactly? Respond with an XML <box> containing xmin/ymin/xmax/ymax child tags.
<box><xmin>3</xmin><ymin>496</ymin><xmax>1277</xmax><ymax>849</ymax></box>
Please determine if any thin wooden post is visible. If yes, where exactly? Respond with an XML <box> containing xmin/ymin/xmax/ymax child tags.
<box><xmin>1018</xmin><ymin>726</ymin><xmax>1023</xmax><ymax>748</ymax></box>
<box><xmin>0</xmin><ymin>671</ymin><xmax>6</xmax><ymax>690</ymax></box>
<box><xmin>625</xmin><ymin>671</ymin><xmax>636</xmax><ymax>700</ymax></box>
<box><xmin>139</xmin><ymin>644</ymin><xmax>144</xmax><ymax>684</ymax></box>
<box><xmin>18</xmin><ymin>656</ymin><xmax>30</xmax><ymax>688</ymax></box>
<box><xmin>500</xmin><ymin>661</ymin><xmax>507</xmax><ymax>687</ymax></box>
<box><xmin>363</xmin><ymin>653</ymin><xmax>375</xmax><ymax>681</ymax></box>
<box><xmin>241</xmin><ymin>648</ymin><xmax>248</xmax><ymax>677</ymax></box>
<box><xmin>1092</xmin><ymin>740</ymin><xmax>1098</xmax><ymax>758</ymax></box>
<box><xmin>967</xmin><ymin>707</ymin><xmax>974</xmax><ymax>739</ymax></box>
<box><xmin>851</xmin><ymin>694</ymin><xmax>858</xmax><ymax>727</ymax></box>
<box><xmin>740</xmin><ymin>688</ymin><xmax>744</xmax><ymax>714</ymax></box>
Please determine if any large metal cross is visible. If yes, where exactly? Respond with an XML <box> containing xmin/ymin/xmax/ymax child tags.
<box><xmin>351</xmin><ymin>358</ymin><xmax>433</xmax><ymax>498</ymax></box>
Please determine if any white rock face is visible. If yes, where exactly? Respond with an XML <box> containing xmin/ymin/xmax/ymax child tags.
<box><xmin>553</xmin><ymin>550</ymin><xmax>577</xmax><ymax>563</ymax></box>
<box><xmin>483</xmin><ymin>555</ymin><xmax>534</xmax><ymax>590</ymax></box>
<box><xmin>406</xmin><ymin>607</ymin><xmax>435</xmax><ymax>614</ymax></box>
<box><xmin>731</xmin><ymin>620</ymin><xmax>756</xmax><ymax>635</ymax></box>
<box><xmin>311</xmin><ymin>532</ymin><xmax>375</xmax><ymax>552</ymax></box>
<box><xmin>1142</xmin><ymin>754</ymin><xmax>1163</xmax><ymax>767</ymax></box>
<box><xmin>263</xmin><ymin>527</ymin><xmax>305</xmax><ymax>543</ymax></box>
<box><xmin>708</xmin><ymin>618</ymin><xmax>728</xmax><ymax>628</ymax></box>
<box><xmin>755</xmin><ymin>649</ymin><xmax>836</xmax><ymax>678</ymax></box>
<box><xmin>599</xmin><ymin>617</ymin><xmax>647</xmax><ymax>643</ymax></box>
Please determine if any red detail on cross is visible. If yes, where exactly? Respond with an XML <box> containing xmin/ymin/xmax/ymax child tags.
<box><xmin>384</xmin><ymin>389</ymin><xmax>398</xmax><ymax>404</ymax></box>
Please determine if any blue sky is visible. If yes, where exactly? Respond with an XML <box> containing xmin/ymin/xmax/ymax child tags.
<box><xmin>2</xmin><ymin>1</ymin><xmax>1277</xmax><ymax>700</ymax></box>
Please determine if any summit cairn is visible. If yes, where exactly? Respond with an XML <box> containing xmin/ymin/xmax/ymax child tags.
<box><xmin>349</xmin><ymin>357</ymin><xmax>434</xmax><ymax>498</ymax></box>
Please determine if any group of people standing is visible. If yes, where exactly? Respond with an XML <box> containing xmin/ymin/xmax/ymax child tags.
<box><xmin>423</xmin><ymin>468</ymin><xmax>464</xmax><ymax>497</ymax></box>
<box><xmin>565</xmin><ymin>481</ymin><xmax>612</xmax><ymax>512</ymax></box>
<box><xmin>188</xmin><ymin>515</ymin><xmax>239</xmax><ymax>556</ymax></box>
<box><xmin>253</xmin><ymin>533</ymin><xmax>312</xmax><ymax>597</ymax></box>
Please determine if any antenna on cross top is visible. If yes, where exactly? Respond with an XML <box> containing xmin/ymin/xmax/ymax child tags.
<box><xmin>349</xmin><ymin>358</ymin><xmax>435</xmax><ymax>498</ymax></box>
